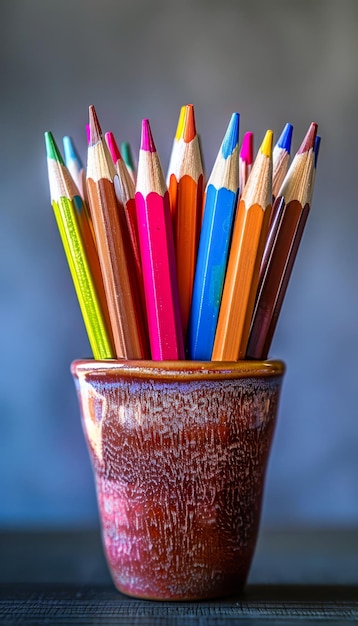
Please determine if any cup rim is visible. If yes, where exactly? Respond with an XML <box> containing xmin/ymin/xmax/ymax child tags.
<box><xmin>71</xmin><ymin>359</ymin><xmax>285</xmax><ymax>381</ymax></box>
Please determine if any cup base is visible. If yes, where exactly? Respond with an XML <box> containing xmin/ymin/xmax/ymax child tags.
<box><xmin>110</xmin><ymin>570</ymin><xmax>248</xmax><ymax>601</ymax></box>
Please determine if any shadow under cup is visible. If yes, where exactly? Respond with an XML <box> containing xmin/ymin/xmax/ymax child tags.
<box><xmin>71</xmin><ymin>359</ymin><xmax>285</xmax><ymax>600</ymax></box>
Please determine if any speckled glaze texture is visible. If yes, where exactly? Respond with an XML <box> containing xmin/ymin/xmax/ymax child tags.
<box><xmin>71</xmin><ymin>359</ymin><xmax>284</xmax><ymax>600</ymax></box>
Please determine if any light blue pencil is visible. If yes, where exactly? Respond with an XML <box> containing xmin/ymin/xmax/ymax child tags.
<box><xmin>188</xmin><ymin>112</ymin><xmax>240</xmax><ymax>360</ymax></box>
<box><xmin>63</xmin><ymin>135</ymin><xmax>87</xmax><ymax>202</ymax></box>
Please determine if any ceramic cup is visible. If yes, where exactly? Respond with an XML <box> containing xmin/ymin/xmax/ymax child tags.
<box><xmin>71</xmin><ymin>359</ymin><xmax>284</xmax><ymax>600</ymax></box>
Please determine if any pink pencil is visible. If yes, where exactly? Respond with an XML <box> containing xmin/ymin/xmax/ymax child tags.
<box><xmin>135</xmin><ymin>119</ymin><xmax>185</xmax><ymax>360</ymax></box>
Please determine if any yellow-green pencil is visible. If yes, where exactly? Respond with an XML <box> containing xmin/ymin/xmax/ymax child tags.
<box><xmin>45</xmin><ymin>131</ymin><xmax>115</xmax><ymax>359</ymax></box>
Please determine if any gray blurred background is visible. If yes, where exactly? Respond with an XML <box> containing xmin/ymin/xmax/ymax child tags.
<box><xmin>1</xmin><ymin>0</ymin><xmax>357</xmax><ymax>529</ymax></box>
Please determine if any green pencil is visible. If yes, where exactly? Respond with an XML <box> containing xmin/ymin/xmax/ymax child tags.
<box><xmin>45</xmin><ymin>131</ymin><xmax>115</xmax><ymax>359</ymax></box>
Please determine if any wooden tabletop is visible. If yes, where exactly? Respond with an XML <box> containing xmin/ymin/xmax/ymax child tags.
<box><xmin>0</xmin><ymin>528</ymin><xmax>357</xmax><ymax>624</ymax></box>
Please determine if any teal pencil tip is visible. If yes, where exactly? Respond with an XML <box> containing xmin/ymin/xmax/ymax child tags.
<box><xmin>44</xmin><ymin>131</ymin><xmax>64</xmax><ymax>164</ymax></box>
<box><xmin>221</xmin><ymin>113</ymin><xmax>240</xmax><ymax>159</ymax></box>
<box><xmin>121</xmin><ymin>141</ymin><xmax>135</xmax><ymax>170</ymax></box>
<box><xmin>63</xmin><ymin>136</ymin><xmax>83</xmax><ymax>168</ymax></box>
<box><xmin>277</xmin><ymin>123</ymin><xmax>293</xmax><ymax>152</ymax></box>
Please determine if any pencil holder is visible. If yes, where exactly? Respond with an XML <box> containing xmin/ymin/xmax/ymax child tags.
<box><xmin>71</xmin><ymin>359</ymin><xmax>285</xmax><ymax>600</ymax></box>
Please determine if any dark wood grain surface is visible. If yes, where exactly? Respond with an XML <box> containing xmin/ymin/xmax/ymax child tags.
<box><xmin>0</xmin><ymin>529</ymin><xmax>357</xmax><ymax>624</ymax></box>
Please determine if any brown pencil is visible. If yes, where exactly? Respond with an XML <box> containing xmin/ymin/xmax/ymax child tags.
<box><xmin>212</xmin><ymin>130</ymin><xmax>273</xmax><ymax>361</ymax></box>
<box><xmin>246</xmin><ymin>122</ymin><xmax>318</xmax><ymax>360</ymax></box>
<box><xmin>86</xmin><ymin>105</ymin><xmax>149</xmax><ymax>359</ymax></box>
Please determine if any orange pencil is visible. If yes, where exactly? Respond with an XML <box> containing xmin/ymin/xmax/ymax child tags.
<box><xmin>86</xmin><ymin>105</ymin><xmax>149</xmax><ymax>359</ymax></box>
<box><xmin>212</xmin><ymin>130</ymin><xmax>273</xmax><ymax>361</ymax></box>
<box><xmin>170</xmin><ymin>104</ymin><xmax>204</xmax><ymax>337</ymax></box>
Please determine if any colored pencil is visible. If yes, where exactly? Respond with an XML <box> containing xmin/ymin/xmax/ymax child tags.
<box><xmin>62</xmin><ymin>135</ymin><xmax>87</xmax><ymax>203</ymax></box>
<box><xmin>212</xmin><ymin>130</ymin><xmax>273</xmax><ymax>361</ymax></box>
<box><xmin>239</xmin><ymin>131</ymin><xmax>254</xmax><ymax>193</ymax></box>
<box><xmin>45</xmin><ymin>131</ymin><xmax>115</xmax><ymax>359</ymax></box>
<box><xmin>310</xmin><ymin>135</ymin><xmax>321</xmax><ymax>201</ymax></box>
<box><xmin>86</xmin><ymin>105</ymin><xmax>149</xmax><ymax>359</ymax></box>
<box><xmin>188</xmin><ymin>112</ymin><xmax>240</xmax><ymax>360</ymax></box>
<box><xmin>167</xmin><ymin>105</ymin><xmax>186</xmax><ymax>228</ymax></box>
<box><xmin>105</xmin><ymin>131</ymin><xmax>142</xmax><ymax>288</ymax></box>
<box><xmin>272</xmin><ymin>123</ymin><xmax>293</xmax><ymax>200</ymax></box>
<box><xmin>135</xmin><ymin>119</ymin><xmax>185</xmax><ymax>360</ymax></box>
<box><xmin>168</xmin><ymin>104</ymin><xmax>204</xmax><ymax>338</ymax></box>
<box><xmin>167</xmin><ymin>106</ymin><xmax>186</xmax><ymax>183</ymax></box>
<box><xmin>86</xmin><ymin>123</ymin><xmax>90</xmax><ymax>145</ymax></box>
<box><xmin>246</xmin><ymin>122</ymin><xmax>318</xmax><ymax>360</ymax></box>
<box><xmin>258</xmin><ymin>122</ymin><xmax>317</xmax><ymax>294</ymax></box>
<box><xmin>120</xmin><ymin>141</ymin><xmax>136</xmax><ymax>183</ymax></box>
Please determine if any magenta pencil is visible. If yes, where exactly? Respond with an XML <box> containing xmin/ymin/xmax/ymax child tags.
<box><xmin>239</xmin><ymin>131</ymin><xmax>254</xmax><ymax>194</ymax></box>
<box><xmin>135</xmin><ymin>119</ymin><xmax>184</xmax><ymax>360</ymax></box>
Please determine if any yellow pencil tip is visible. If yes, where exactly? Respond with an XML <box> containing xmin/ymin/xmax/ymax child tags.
<box><xmin>260</xmin><ymin>130</ymin><xmax>273</xmax><ymax>157</ymax></box>
<box><xmin>175</xmin><ymin>105</ymin><xmax>186</xmax><ymax>140</ymax></box>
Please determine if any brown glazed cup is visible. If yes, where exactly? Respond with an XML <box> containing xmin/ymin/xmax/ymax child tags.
<box><xmin>71</xmin><ymin>359</ymin><xmax>284</xmax><ymax>600</ymax></box>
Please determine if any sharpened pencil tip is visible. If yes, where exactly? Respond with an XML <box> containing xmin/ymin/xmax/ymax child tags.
<box><xmin>277</xmin><ymin>123</ymin><xmax>293</xmax><ymax>153</ymax></box>
<box><xmin>314</xmin><ymin>135</ymin><xmax>321</xmax><ymax>168</ymax></box>
<box><xmin>175</xmin><ymin>106</ymin><xmax>186</xmax><ymax>141</ymax></box>
<box><xmin>183</xmin><ymin>104</ymin><xmax>196</xmax><ymax>143</ymax></box>
<box><xmin>86</xmin><ymin>123</ymin><xmax>91</xmax><ymax>145</ymax></box>
<box><xmin>105</xmin><ymin>131</ymin><xmax>121</xmax><ymax>164</ymax></box>
<box><xmin>63</xmin><ymin>136</ymin><xmax>83</xmax><ymax>167</ymax></box>
<box><xmin>45</xmin><ymin>131</ymin><xmax>64</xmax><ymax>164</ymax></box>
<box><xmin>260</xmin><ymin>130</ymin><xmax>273</xmax><ymax>157</ymax></box>
<box><xmin>297</xmin><ymin>122</ymin><xmax>318</xmax><ymax>154</ymax></box>
<box><xmin>88</xmin><ymin>105</ymin><xmax>102</xmax><ymax>146</ymax></box>
<box><xmin>141</xmin><ymin>119</ymin><xmax>156</xmax><ymax>152</ymax></box>
<box><xmin>240</xmin><ymin>131</ymin><xmax>254</xmax><ymax>164</ymax></box>
<box><xmin>221</xmin><ymin>112</ymin><xmax>240</xmax><ymax>159</ymax></box>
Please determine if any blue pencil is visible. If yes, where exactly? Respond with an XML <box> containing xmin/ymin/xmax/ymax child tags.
<box><xmin>188</xmin><ymin>112</ymin><xmax>240</xmax><ymax>360</ymax></box>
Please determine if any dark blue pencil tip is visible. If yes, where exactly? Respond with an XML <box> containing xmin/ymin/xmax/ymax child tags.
<box><xmin>221</xmin><ymin>113</ymin><xmax>240</xmax><ymax>159</ymax></box>
<box><xmin>63</xmin><ymin>136</ymin><xmax>83</xmax><ymax>168</ymax></box>
<box><xmin>277</xmin><ymin>123</ymin><xmax>293</xmax><ymax>153</ymax></box>
<box><xmin>314</xmin><ymin>135</ymin><xmax>321</xmax><ymax>168</ymax></box>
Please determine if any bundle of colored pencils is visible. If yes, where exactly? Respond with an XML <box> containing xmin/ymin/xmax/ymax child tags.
<box><xmin>45</xmin><ymin>105</ymin><xmax>320</xmax><ymax>361</ymax></box>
